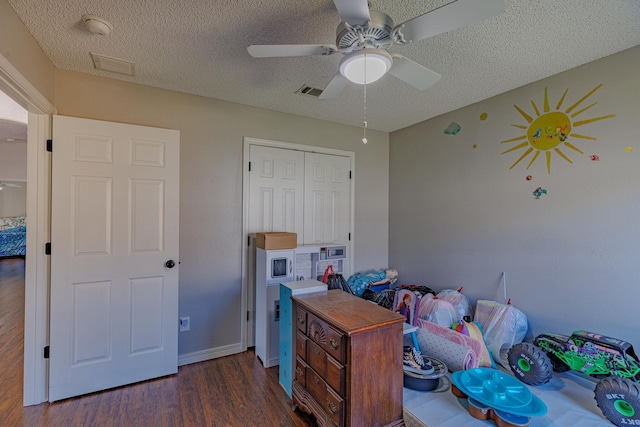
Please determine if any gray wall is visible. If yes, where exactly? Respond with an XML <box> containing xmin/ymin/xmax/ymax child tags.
<box><xmin>389</xmin><ymin>45</ymin><xmax>640</xmax><ymax>346</ymax></box>
<box><xmin>54</xmin><ymin>70</ymin><xmax>390</xmax><ymax>357</ymax></box>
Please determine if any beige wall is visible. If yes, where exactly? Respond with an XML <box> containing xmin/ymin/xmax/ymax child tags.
<box><xmin>0</xmin><ymin>184</ymin><xmax>26</xmax><ymax>217</ymax></box>
<box><xmin>0</xmin><ymin>0</ymin><xmax>55</xmax><ymax>105</ymax></box>
<box><xmin>55</xmin><ymin>69</ymin><xmax>390</xmax><ymax>356</ymax></box>
<box><xmin>389</xmin><ymin>45</ymin><xmax>640</xmax><ymax>346</ymax></box>
<box><xmin>0</xmin><ymin>141</ymin><xmax>27</xmax><ymax>181</ymax></box>
<box><xmin>0</xmin><ymin>140</ymin><xmax>27</xmax><ymax>217</ymax></box>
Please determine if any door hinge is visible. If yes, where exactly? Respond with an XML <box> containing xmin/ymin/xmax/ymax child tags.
<box><xmin>247</xmin><ymin>310</ymin><xmax>250</xmax><ymax>321</ymax></box>
<box><xmin>349</xmin><ymin>171</ymin><xmax>352</xmax><ymax>179</ymax></box>
<box><xmin>248</xmin><ymin>161</ymin><xmax>251</xmax><ymax>172</ymax></box>
<box><xmin>248</xmin><ymin>235</ymin><xmax>251</xmax><ymax>247</ymax></box>
<box><xmin>44</xmin><ymin>346</ymin><xmax>50</xmax><ymax>359</ymax></box>
<box><xmin>45</xmin><ymin>242</ymin><xmax>51</xmax><ymax>255</ymax></box>
<box><xmin>348</xmin><ymin>233</ymin><xmax>351</xmax><ymax>241</ymax></box>
<box><xmin>46</xmin><ymin>139</ymin><xmax>52</xmax><ymax>152</ymax></box>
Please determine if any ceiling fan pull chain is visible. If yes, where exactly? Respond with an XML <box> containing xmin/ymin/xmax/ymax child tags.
<box><xmin>362</xmin><ymin>52</ymin><xmax>368</xmax><ymax>144</ymax></box>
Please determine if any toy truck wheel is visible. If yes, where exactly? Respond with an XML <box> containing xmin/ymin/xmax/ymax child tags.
<box><xmin>507</xmin><ymin>342</ymin><xmax>553</xmax><ymax>386</ymax></box>
<box><xmin>549</xmin><ymin>354</ymin><xmax>570</xmax><ymax>373</ymax></box>
<box><xmin>595</xmin><ymin>377</ymin><xmax>640</xmax><ymax>426</ymax></box>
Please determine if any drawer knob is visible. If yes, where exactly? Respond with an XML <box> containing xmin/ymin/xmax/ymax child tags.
<box><xmin>297</xmin><ymin>316</ymin><xmax>304</xmax><ymax>325</ymax></box>
<box><xmin>314</xmin><ymin>376</ymin><xmax>320</xmax><ymax>384</ymax></box>
<box><xmin>327</xmin><ymin>401</ymin><xmax>337</xmax><ymax>414</ymax></box>
<box><xmin>313</xmin><ymin>347</ymin><xmax>320</xmax><ymax>356</ymax></box>
<box><xmin>330</xmin><ymin>338</ymin><xmax>339</xmax><ymax>349</ymax></box>
<box><xmin>296</xmin><ymin>367</ymin><xmax>303</xmax><ymax>377</ymax></box>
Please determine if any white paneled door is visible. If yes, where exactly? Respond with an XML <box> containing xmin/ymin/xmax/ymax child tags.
<box><xmin>303</xmin><ymin>152</ymin><xmax>351</xmax><ymax>245</ymax></box>
<box><xmin>49</xmin><ymin>115</ymin><xmax>180</xmax><ymax>402</ymax></box>
<box><xmin>248</xmin><ymin>145</ymin><xmax>305</xmax><ymax>241</ymax></box>
<box><xmin>245</xmin><ymin>143</ymin><xmax>351</xmax><ymax>347</ymax></box>
<box><xmin>247</xmin><ymin>145</ymin><xmax>304</xmax><ymax>346</ymax></box>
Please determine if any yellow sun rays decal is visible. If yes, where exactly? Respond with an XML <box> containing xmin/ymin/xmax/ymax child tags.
<box><xmin>501</xmin><ymin>85</ymin><xmax>616</xmax><ymax>174</ymax></box>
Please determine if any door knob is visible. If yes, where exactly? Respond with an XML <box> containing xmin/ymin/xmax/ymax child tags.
<box><xmin>165</xmin><ymin>260</ymin><xmax>176</xmax><ymax>268</ymax></box>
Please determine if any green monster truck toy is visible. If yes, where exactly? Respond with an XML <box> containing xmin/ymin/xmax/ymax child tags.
<box><xmin>508</xmin><ymin>330</ymin><xmax>640</xmax><ymax>426</ymax></box>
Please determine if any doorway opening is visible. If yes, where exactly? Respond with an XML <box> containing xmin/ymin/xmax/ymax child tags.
<box><xmin>0</xmin><ymin>53</ymin><xmax>56</xmax><ymax>406</ymax></box>
<box><xmin>0</xmin><ymin>88</ymin><xmax>28</xmax><ymax>405</ymax></box>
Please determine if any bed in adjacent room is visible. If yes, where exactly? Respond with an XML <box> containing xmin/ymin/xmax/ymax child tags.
<box><xmin>0</xmin><ymin>216</ymin><xmax>26</xmax><ymax>257</ymax></box>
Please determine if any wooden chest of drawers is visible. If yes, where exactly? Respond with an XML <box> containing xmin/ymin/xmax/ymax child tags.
<box><xmin>291</xmin><ymin>289</ymin><xmax>405</xmax><ymax>427</ymax></box>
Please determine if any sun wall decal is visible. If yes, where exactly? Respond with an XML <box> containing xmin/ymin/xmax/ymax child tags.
<box><xmin>500</xmin><ymin>84</ymin><xmax>616</xmax><ymax>174</ymax></box>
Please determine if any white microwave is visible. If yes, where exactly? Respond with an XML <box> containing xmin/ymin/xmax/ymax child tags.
<box><xmin>260</xmin><ymin>249</ymin><xmax>295</xmax><ymax>283</ymax></box>
<box><xmin>320</xmin><ymin>245</ymin><xmax>347</xmax><ymax>260</ymax></box>
<box><xmin>270</xmin><ymin>256</ymin><xmax>290</xmax><ymax>279</ymax></box>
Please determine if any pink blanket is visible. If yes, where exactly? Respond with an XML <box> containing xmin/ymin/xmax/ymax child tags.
<box><xmin>415</xmin><ymin>319</ymin><xmax>482</xmax><ymax>371</ymax></box>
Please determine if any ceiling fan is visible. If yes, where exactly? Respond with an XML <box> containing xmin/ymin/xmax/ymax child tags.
<box><xmin>247</xmin><ymin>0</ymin><xmax>504</xmax><ymax>99</ymax></box>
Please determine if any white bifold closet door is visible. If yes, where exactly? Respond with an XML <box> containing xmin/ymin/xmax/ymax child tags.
<box><xmin>247</xmin><ymin>145</ymin><xmax>305</xmax><ymax>347</ymax></box>
<box><xmin>246</xmin><ymin>144</ymin><xmax>350</xmax><ymax>346</ymax></box>
<box><xmin>303</xmin><ymin>152</ymin><xmax>350</xmax><ymax>245</ymax></box>
<box><xmin>247</xmin><ymin>146</ymin><xmax>351</xmax><ymax>245</ymax></box>
<box><xmin>248</xmin><ymin>145</ymin><xmax>305</xmax><ymax>242</ymax></box>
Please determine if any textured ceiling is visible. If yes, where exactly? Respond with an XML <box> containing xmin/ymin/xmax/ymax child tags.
<box><xmin>6</xmin><ymin>0</ymin><xmax>640</xmax><ymax>132</ymax></box>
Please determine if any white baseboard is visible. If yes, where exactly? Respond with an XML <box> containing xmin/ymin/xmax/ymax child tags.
<box><xmin>178</xmin><ymin>343</ymin><xmax>244</xmax><ymax>366</ymax></box>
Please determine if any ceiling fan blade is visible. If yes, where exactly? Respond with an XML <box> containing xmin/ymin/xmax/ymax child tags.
<box><xmin>247</xmin><ymin>44</ymin><xmax>338</xmax><ymax>58</ymax></box>
<box><xmin>332</xmin><ymin>0</ymin><xmax>371</xmax><ymax>26</ymax></box>
<box><xmin>393</xmin><ymin>0</ymin><xmax>504</xmax><ymax>44</ymax></box>
<box><xmin>388</xmin><ymin>55</ymin><xmax>441</xmax><ymax>91</ymax></box>
<box><xmin>318</xmin><ymin>73</ymin><xmax>350</xmax><ymax>100</ymax></box>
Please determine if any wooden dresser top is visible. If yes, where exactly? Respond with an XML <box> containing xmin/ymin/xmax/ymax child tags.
<box><xmin>292</xmin><ymin>289</ymin><xmax>405</xmax><ymax>335</ymax></box>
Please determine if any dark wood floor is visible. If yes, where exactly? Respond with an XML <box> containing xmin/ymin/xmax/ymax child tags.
<box><xmin>0</xmin><ymin>257</ymin><xmax>316</xmax><ymax>426</ymax></box>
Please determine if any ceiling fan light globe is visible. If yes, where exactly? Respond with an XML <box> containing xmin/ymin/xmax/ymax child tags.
<box><xmin>339</xmin><ymin>49</ymin><xmax>392</xmax><ymax>84</ymax></box>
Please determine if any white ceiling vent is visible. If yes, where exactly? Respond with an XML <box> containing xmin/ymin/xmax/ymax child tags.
<box><xmin>296</xmin><ymin>85</ymin><xmax>323</xmax><ymax>98</ymax></box>
<box><xmin>90</xmin><ymin>53</ymin><xmax>136</xmax><ymax>76</ymax></box>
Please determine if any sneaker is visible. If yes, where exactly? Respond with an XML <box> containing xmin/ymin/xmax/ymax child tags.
<box><xmin>403</xmin><ymin>346</ymin><xmax>434</xmax><ymax>374</ymax></box>
<box><xmin>403</xmin><ymin>346</ymin><xmax>419</xmax><ymax>369</ymax></box>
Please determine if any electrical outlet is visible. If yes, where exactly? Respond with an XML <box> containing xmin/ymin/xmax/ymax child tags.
<box><xmin>179</xmin><ymin>316</ymin><xmax>190</xmax><ymax>332</ymax></box>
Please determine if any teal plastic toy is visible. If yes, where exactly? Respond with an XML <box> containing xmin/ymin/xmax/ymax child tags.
<box><xmin>451</xmin><ymin>368</ymin><xmax>547</xmax><ymax>426</ymax></box>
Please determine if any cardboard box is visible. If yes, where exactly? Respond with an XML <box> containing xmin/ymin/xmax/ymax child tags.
<box><xmin>256</xmin><ymin>232</ymin><xmax>297</xmax><ymax>250</ymax></box>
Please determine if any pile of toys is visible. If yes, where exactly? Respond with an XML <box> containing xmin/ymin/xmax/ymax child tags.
<box><xmin>349</xmin><ymin>269</ymin><xmax>640</xmax><ymax>426</ymax></box>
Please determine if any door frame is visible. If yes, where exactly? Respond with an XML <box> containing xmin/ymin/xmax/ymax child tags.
<box><xmin>241</xmin><ymin>137</ymin><xmax>355</xmax><ymax>350</ymax></box>
<box><xmin>0</xmin><ymin>53</ymin><xmax>56</xmax><ymax>405</ymax></box>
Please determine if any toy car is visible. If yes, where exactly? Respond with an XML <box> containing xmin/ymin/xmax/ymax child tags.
<box><xmin>508</xmin><ymin>330</ymin><xmax>640</xmax><ymax>426</ymax></box>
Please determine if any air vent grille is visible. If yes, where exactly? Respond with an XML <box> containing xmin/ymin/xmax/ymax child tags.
<box><xmin>90</xmin><ymin>53</ymin><xmax>136</xmax><ymax>76</ymax></box>
<box><xmin>296</xmin><ymin>85</ymin><xmax>323</xmax><ymax>98</ymax></box>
